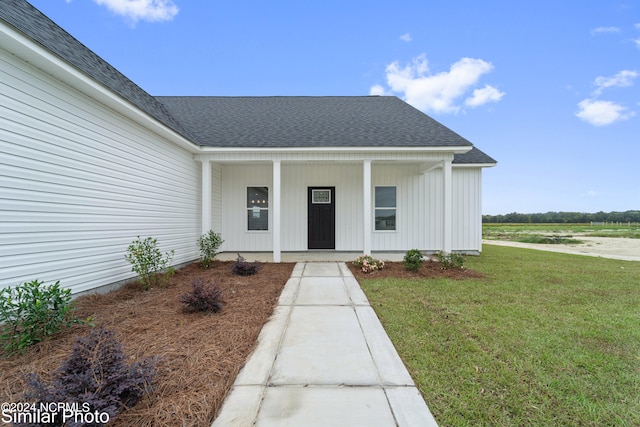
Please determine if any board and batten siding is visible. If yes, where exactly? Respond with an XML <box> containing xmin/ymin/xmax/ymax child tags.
<box><xmin>0</xmin><ymin>47</ymin><xmax>201</xmax><ymax>295</ymax></box>
<box><xmin>216</xmin><ymin>161</ymin><xmax>483</xmax><ymax>253</ymax></box>
<box><xmin>452</xmin><ymin>168</ymin><xmax>482</xmax><ymax>252</ymax></box>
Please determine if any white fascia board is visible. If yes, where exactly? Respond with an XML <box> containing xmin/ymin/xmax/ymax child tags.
<box><xmin>453</xmin><ymin>163</ymin><xmax>497</xmax><ymax>168</ymax></box>
<box><xmin>197</xmin><ymin>145</ymin><xmax>472</xmax><ymax>154</ymax></box>
<box><xmin>0</xmin><ymin>22</ymin><xmax>200</xmax><ymax>154</ymax></box>
<box><xmin>195</xmin><ymin>146</ymin><xmax>472</xmax><ymax>162</ymax></box>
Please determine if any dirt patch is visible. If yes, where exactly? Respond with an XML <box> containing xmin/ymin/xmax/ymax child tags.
<box><xmin>348</xmin><ymin>259</ymin><xmax>484</xmax><ymax>281</ymax></box>
<box><xmin>0</xmin><ymin>261</ymin><xmax>294</xmax><ymax>427</ymax></box>
<box><xmin>484</xmin><ymin>236</ymin><xmax>640</xmax><ymax>262</ymax></box>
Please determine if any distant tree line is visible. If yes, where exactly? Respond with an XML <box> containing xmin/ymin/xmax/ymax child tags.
<box><xmin>482</xmin><ymin>210</ymin><xmax>640</xmax><ymax>224</ymax></box>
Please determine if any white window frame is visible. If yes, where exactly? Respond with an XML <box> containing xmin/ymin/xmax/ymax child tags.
<box><xmin>374</xmin><ymin>186</ymin><xmax>397</xmax><ymax>232</ymax></box>
<box><xmin>246</xmin><ymin>186</ymin><xmax>269</xmax><ymax>232</ymax></box>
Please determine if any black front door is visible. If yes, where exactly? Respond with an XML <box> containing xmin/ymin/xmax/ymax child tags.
<box><xmin>308</xmin><ymin>187</ymin><xmax>335</xmax><ymax>249</ymax></box>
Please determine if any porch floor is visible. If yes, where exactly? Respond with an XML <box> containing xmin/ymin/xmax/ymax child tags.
<box><xmin>216</xmin><ymin>251</ymin><xmax>406</xmax><ymax>262</ymax></box>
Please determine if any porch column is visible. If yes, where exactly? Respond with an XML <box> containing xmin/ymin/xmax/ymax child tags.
<box><xmin>272</xmin><ymin>160</ymin><xmax>281</xmax><ymax>263</ymax></box>
<box><xmin>201</xmin><ymin>159</ymin><xmax>212</xmax><ymax>236</ymax></box>
<box><xmin>442</xmin><ymin>159</ymin><xmax>452</xmax><ymax>253</ymax></box>
<box><xmin>363</xmin><ymin>160</ymin><xmax>372</xmax><ymax>255</ymax></box>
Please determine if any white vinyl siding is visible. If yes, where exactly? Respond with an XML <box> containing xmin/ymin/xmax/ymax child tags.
<box><xmin>0</xmin><ymin>46</ymin><xmax>200</xmax><ymax>295</ymax></box>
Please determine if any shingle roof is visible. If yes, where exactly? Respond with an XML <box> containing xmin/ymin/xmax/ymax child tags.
<box><xmin>156</xmin><ymin>96</ymin><xmax>496</xmax><ymax>163</ymax></box>
<box><xmin>156</xmin><ymin>96</ymin><xmax>470</xmax><ymax>148</ymax></box>
<box><xmin>2</xmin><ymin>0</ymin><xmax>495</xmax><ymax>165</ymax></box>
<box><xmin>0</xmin><ymin>0</ymin><xmax>196</xmax><ymax>142</ymax></box>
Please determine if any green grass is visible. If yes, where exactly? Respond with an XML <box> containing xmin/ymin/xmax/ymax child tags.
<box><xmin>360</xmin><ymin>245</ymin><xmax>640</xmax><ymax>426</ymax></box>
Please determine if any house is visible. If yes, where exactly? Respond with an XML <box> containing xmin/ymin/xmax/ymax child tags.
<box><xmin>0</xmin><ymin>0</ymin><xmax>496</xmax><ymax>294</ymax></box>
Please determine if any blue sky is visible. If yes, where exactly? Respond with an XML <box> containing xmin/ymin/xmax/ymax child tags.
<box><xmin>27</xmin><ymin>0</ymin><xmax>640</xmax><ymax>215</ymax></box>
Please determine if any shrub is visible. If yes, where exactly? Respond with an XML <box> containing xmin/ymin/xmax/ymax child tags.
<box><xmin>353</xmin><ymin>255</ymin><xmax>385</xmax><ymax>273</ymax></box>
<box><xmin>231</xmin><ymin>254</ymin><xmax>261</xmax><ymax>276</ymax></box>
<box><xmin>179</xmin><ymin>278</ymin><xmax>224</xmax><ymax>313</ymax></box>
<box><xmin>0</xmin><ymin>280</ymin><xmax>87</xmax><ymax>355</ymax></box>
<box><xmin>24</xmin><ymin>326</ymin><xmax>157</xmax><ymax>423</ymax></box>
<box><xmin>125</xmin><ymin>236</ymin><xmax>175</xmax><ymax>290</ymax></box>
<box><xmin>403</xmin><ymin>249</ymin><xmax>424</xmax><ymax>272</ymax></box>
<box><xmin>198</xmin><ymin>230</ymin><xmax>224</xmax><ymax>269</ymax></box>
<box><xmin>437</xmin><ymin>251</ymin><xmax>466</xmax><ymax>270</ymax></box>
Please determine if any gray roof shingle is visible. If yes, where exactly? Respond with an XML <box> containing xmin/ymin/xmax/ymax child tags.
<box><xmin>156</xmin><ymin>96</ymin><xmax>496</xmax><ymax>163</ymax></box>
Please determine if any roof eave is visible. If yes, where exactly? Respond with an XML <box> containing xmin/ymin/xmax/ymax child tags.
<box><xmin>197</xmin><ymin>145</ymin><xmax>473</xmax><ymax>154</ymax></box>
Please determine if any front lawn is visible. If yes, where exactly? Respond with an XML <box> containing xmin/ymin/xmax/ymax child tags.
<box><xmin>359</xmin><ymin>245</ymin><xmax>640</xmax><ymax>426</ymax></box>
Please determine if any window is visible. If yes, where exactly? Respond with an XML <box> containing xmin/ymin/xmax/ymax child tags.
<box><xmin>312</xmin><ymin>189</ymin><xmax>331</xmax><ymax>204</ymax></box>
<box><xmin>247</xmin><ymin>187</ymin><xmax>269</xmax><ymax>231</ymax></box>
<box><xmin>375</xmin><ymin>186</ymin><xmax>396</xmax><ymax>231</ymax></box>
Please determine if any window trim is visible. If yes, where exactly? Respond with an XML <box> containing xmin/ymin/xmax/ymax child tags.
<box><xmin>246</xmin><ymin>185</ymin><xmax>269</xmax><ymax>232</ymax></box>
<box><xmin>374</xmin><ymin>185</ymin><xmax>397</xmax><ymax>232</ymax></box>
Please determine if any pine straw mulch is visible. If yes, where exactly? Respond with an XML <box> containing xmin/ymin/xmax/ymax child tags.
<box><xmin>0</xmin><ymin>261</ymin><xmax>294</xmax><ymax>427</ymax></box>
<box><xmin>348</xmin><ymin>258</ymin><xmax>484</xmax><ymax>281</ymax></box>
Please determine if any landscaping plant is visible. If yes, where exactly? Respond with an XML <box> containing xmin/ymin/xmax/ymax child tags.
<box><xmin>353</xmin><ymin>255</ymin><xmax>385</xmax><ymax>273</ymax></box>
<box><xmin>198</xmin><ymin>230</ymin><xmax>224</xmax><ymax>269</ymax></box>
<box><xmin>24</xmin><ymin>326</ymin><xmax>157</xmax><ymax>423</ymax></box>
<box><xmin>403</xmin><ymin>249</ymin><xmax>424</xmax><ymax>272</ymax></box>
<box><xmin>125</xmin><ymin>236</ymin><xmax>175</xmax><ymax>290</ymax></box>
<box><xmin>0</xmin><ymin>280</ymin><xmax>87</xmax><ymax>355</ymax></box>
<box><xmin>179</xmin><ymin>278</ymin><xmax>224</xmax><ymax>313</ymax></box>
<box><xmin>437</xmin><ymin>251</ymin><xmax>465</xmax><ymax>270</ymax></box>
<box><xmin>231</xmin><ymin>254</ymin><xmax>262</xmax><ymax>276</ymax></box>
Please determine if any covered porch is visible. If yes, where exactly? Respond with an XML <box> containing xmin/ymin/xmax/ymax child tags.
<box><xmin>196</xmin><ymin>149</ymin><xmax>470</xmax><ymax>262</ymax></box>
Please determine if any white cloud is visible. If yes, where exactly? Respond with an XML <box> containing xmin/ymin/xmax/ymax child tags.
<box><xmin>465</xmin><ymin>84</ymin><xmax>505</xmax><ymax>107</ymax></box>
<box><xmin>593</xmin><ymin>70</ymin><xmax>638</xmax><ymax>95</ymax></box>
<box><xmin>590</xmin><ymin>26</ymin><xmax>620</xmax><ymax>35</ymax></box>
<box><xmin>93</xmin><ymin>0</ymin><xmax>178</xmax><ymax>23</ymax></box>
<box><xmin>372</xmin><ymin>54</ymin><xmax>502</xmax><ymax>114</ymax></box>
<box><xmin>399</xmin><ymin>33</ymin><xmax>412</xmax><ymax>42</ymax></box>
<box><xmin>369</xmin><ymin>84</ymin><xmax>390</xmax><ymax>96</ymax></box>
<box><xmin>575</xmin><ymin>99</ymin><xmax>635</xmax><ymax>126</ymax></box>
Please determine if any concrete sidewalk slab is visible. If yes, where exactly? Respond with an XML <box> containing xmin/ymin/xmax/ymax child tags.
<box><xmin>212</xmin><ymin>262</ymin><xmax>438</xmax><ymax>426</ymax></box>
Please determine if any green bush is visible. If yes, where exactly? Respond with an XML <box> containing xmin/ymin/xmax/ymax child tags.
<box><xmin>198</xmin><ymin>230</ymin><xmax>224</xmax><ymax>269</ymax></box>
<box><xmin>0</xmin><ymin>280</ymin><xmax>87</xmax><ymax>355</ymax></box>
<box><xmin>353</xmin><ymin>255</ymin><xmax>385</xmax><ymax>273</ymax></box>
<box><xmin>437</xmin><ymin>251</ymin><xmax>466</xmax><ymax>270</ymax></box>
<box><xmin>124</xmin><ymin>236</ymin><xmax>174</xmax><ymax>290</ymax></box>
<box><xmin>403</xmin><ymin>249</ymin><xmax>424</xmax><ymax>272</ymax></box>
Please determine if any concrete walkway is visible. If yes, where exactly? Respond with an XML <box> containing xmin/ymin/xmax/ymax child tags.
<box><xmin>212</xmin><ymin>262</ymin><xmax>438</xmax><ymax>426</ymax></box>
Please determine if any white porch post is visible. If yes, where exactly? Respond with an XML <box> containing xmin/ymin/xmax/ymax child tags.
<box><xmin>272</xmin><ymin>160</ymin><xmax>281</xmax><ymax>263</ymax></box>
<box><xmin>442</xmin><ymin>159</ymin><xmax>452</xmax><ymax>253</ymax></box>
<box><xmin>201</xmin><ymin>159</ymin><xmax>212</xmax><ymax>236</ymax></box>
<box><xmin>363</xmin><ymin>160</ymin><xmax>372</xmax><ymax>255</ymax></box>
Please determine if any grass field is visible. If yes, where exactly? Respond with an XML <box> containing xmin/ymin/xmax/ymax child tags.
<box><xmin>483</xmin><ymin>223</ymin><xmax>640</xmax><ymax>242</ymax></box>
<box><xmin>361</xmin><ymin>245</ymin><xmax>640</xmax><ymax>426</ymax></box>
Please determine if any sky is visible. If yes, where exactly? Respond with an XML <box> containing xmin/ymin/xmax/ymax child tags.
<box><xmin>26</xmin><ymin>0</ymin><xmax>640</xmax><ymax>215</ymax></box>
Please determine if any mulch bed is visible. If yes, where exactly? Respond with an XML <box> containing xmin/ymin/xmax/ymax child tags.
<box><xmin>348</xmin><ymin>259</ymin><xmax>484</xmax><ymax>281</ymax></box>
<box><xmin>0</xmin><ymin>261</ymin><xmax>294</xmax><ymax>427</ymax></box>
<box><xmin>1</xmin><ymin>258</ymin><xmax>481</xmax><ymax>426</ymax></box>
